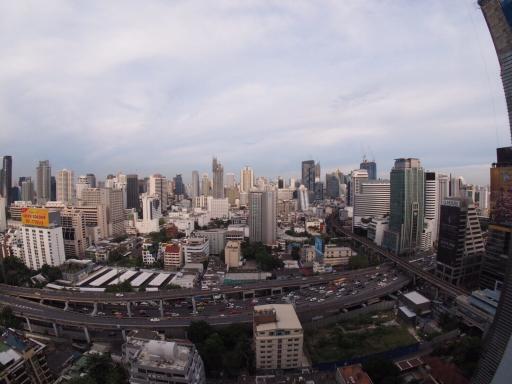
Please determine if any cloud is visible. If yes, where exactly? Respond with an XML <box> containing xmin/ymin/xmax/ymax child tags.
<box><xmin>0</xmin><ymin>0</ymin><xmax>506</xmax><ymax>186</ymax></box>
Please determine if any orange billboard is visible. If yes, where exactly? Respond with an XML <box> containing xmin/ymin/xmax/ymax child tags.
<box><xmin>21</xmin><ymin>208</ymin><xmax>49</xmax><ymax>227</ymax></box>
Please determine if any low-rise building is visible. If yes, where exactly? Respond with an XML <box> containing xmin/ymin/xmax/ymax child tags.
<box><xmin>183</xmin><ymin>237</ymin><xmax>209</xmax><ymax>264</ymax></box>
<box><xmin>225</xmin><ymin>241</ymin><xmax>241</xmax><ymax>270</ymax></box>
<box><xmin>196</xmin><ymin>229</ymin><xmax>226</xmax><ymax>255</ymax></box>
<box><xmin>401</xmin><ymin>291</ymin><xmax>431</xmax><ymax>316</ymax></box>
<box><xmin>253</xmin><ymin>304</ymin><xmax>304</xmax><ymax>370</ymax></box>
<box><xmin>163</xmin><ymin>243</ymin><xmax>183</xmax><ymax>271</ymax></box>
<box><xmin>170</xmin><ymin>272</ymin><xmax>196</xmax><ymax>289</ymax></box>
<box><xmin>323</xmin><ymin>245</ymin><xmax>353</xmax><ymax>266</ymax></box>
<box><xmin>123</xmin><ymin>330</ymin><xmax>205</xmax><ymax>384</ymax></box>
<box><xmin>0</xmin><ymin>328</ymin><xmax>53</xmax><ymax>384</ymax></box>
<box><xmin>336</xmin><ymin>364</ymin><xmax>373</xmax><ymax>384</ymax></box>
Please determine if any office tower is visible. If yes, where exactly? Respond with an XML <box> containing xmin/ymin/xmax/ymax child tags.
<box><xmin>36</xmin><ymin>160</ymin><xmax>52</xmax><ymax>204</ymax></box>
<box><xmin>81</xmin><ymin>188</ymin><xmax>125</xmax><ymax>237</ymax></box>
<box><xmin>50</xmin><ymin>176</ymin><xmax>56</xmax><ymax>201</ymax></box>
<box><xmin>353</xmin><ymin>180</ymin><xmax>390</xmax><ymax>230</ymax></box>
<box><xmin>149</xmin><ymin>174</ymin><xmax>168</xmax><ymax>210</ymax></box>
<box><xmin>75</xmin><ymin>175</ymin><xmax>90</xmax><ymax>201</ymax></box>
<box><xmin>326</xmin><ymin>170</ymin><xmax>343</xmax><ymax>199</ymax></box>
<box><xmin>424</xmin><ymin>171</ymin><xmax>440</xmax><ymax>243</ymax></box>
<box><xmin>249</xmin><ymin>189</ymin><xmax>277</xmax><ymax>245</ymax></box>
<box><xmin>0</xmin><ymin>197</ymin><xmax>6</xmax><ymax>232</ymax></box>
<box><xmin>0</xmin><ymin>329</ymin><xmax>53</xmax><ymax>384</ymax></box>
<box><xmin>383</xmin><ymin>158</ymin><xmax>425</xmax><ymax>255</ymax></box>
<box><xmin>469</xmin><ymin>6</ymin><xmax>512</xmax><ymax>381</ymax></box>
<box><xmin>126</xmin><ymin>174</ymin><xmax>139</xmax><ymax>209</ymax></box>
<box><xmin>207</xmin><ymin>197</ymin><xmax>229</xmax><ymax>219</ymax></box>
<box><xmin>1</xmin><ymin>155</ymin><xmax>12</xmax><ymax>205</ymax></box>
<box><xmin>20</xmin><ymin>178</ymin><xmax>35</xmax><ymax>203</ymax></box>
<box><xmin>174</xmin><ymin>174</ymin><xmax>185</xmax><ymax>196</ymax></box>
<box><xmin>315</xmin><ymin>162</ymin><xmax>321</xmax><ymax>179</ymax></box>
<box><xmin>360</xmin><ymin>157</ymin><xmax>377</xmax><ymax>180</ymax></box>
<box><xmin>301</xmin><ymin>160</ymin><xmax>316</xmax><ymax>198</ymax></box>
<box><xmin>138</xmin><ymin>178</ymin><xmax>147</xmax><ymax>194</ymax></box>
<box><xmin>85</xmin><ymin>173</ymin><xmax>96</xmax><ymax>188</ymax></box>
<box><xmin>438</xmin><ymin>173</ymin><xmax>450</xmax><ymax>205</ymax></box>
<box><xmin>277</xmin><ymin>176</ymin><xmax>284</xmax><ymax>189</ymax></box>
<box><xmin>60</xmin><ymin>207</ymin><xmax>88</xmax><ymax>258</ymax></box>
<box><xmin>200</xmin><ymin>173</ymin><xmax>210</xmax><ymax>196</ymax></box>
<box><xmin>240</xmin><ymin>166</ymin><xmax>254</xmax><ymax>193</ymax></box>
<box><xmin>297</xmin><ymin>184</ymin><xmax>310</xmax><ymax>211</ymax></box>
<box><xmin>349</xmin><ymin>169</ymin><xmax>369</xmax><ymax>207</ymax></box>
<box><xmin>225</xmin><ymin>240</ymin><xmax>241</xmax><ymax>270</ymax></box>
<box><xmin>135</xmin><ymin>194</ymin><xmax>162</xmax><ymax>234</ymax></box>
<box><xmin>435</xmin><ymin>197</ymin><xmax>485</xmax><ymax>288</ymax></box>
<box><xmin>212</xmin><ymin>157</ymin><xmax>224</xmax><ymax>198</ymax></box>
<box><xmin>313</xmin><ymin>181</ymin><xmax>324</xmax><ymax>201</ymax></box>
<box><xmin>253</xmin><ymin>304</ymin><xmax>304</xmax><ymax>370</ymax></box>
<box><xmin>123</xmin><ymin>331</ymin><xmax>205</xmax><ymax>384</ymax></box>
<box><xmin>226</xmin><ymin>172</ymin><xmax>235</xmax><ymax>189</ymax></box>
<box><xmin>191</xmin><ymin>170</ymin><xmax>200</xmax><ymax>198</ymax></box>
<box><xmin>476</xmin><ymin>185</ymin><xmax>491</xmax><ymax>217</ymax></box>
<box><xmin>20</xmin><ymin>208</ymin><xmax>66</xmax><ymax>269</ymax></box>
<box><xmin>56</xmin><ymin>168</ymin><xmax>75</xmax><ymax>204</ymax></box>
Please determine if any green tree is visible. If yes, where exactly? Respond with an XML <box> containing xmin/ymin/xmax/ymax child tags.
<box><xmin>187</xmin><ymin>320</ymin><xmax>214</xmax><ymax>344</ymax></box>
<box><xmin>40</xmin><ymin>264</ymin><xmax>63</xmax><ymax>282</ymax></box>
<box><xmin>363</xmin><ymin>357</ymin><xmax>401</xmax><ymax>384</ymax></box>
<box><xmin>105</xmin><ymin>280</ymin><xmax>133</xmax><ymax>293</ymax></box>
<box><xmin>0</xmin><ymin>256</ymin><xmax>33</xmax><ymax>286</ymax></box>
<box><xmin>200</xmin><ymin>333</ymin><xmax>225</xmax><ymax>374</ymax></box>
<box><xmin>0</xmin><ymin>306</ymin><xmax>21</xmax><ymax>329</ymax></box>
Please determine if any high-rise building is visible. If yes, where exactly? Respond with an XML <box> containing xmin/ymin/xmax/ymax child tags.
<box><xmin>201</xmin><ymin>173</ymin><xmax>210</xmax><ymax>196</ymax></box>
<box><xmin>60</xmin><ymin>207</ymin><xmax>88</xmax><ymax>259</ymax></box>
<box><xmin>174</xmin><ymin>174</ymin><xmax>185</xmax><ymax>196</ymax></box>
<box><xmin>353</xmin><ymin>180</ymin><xmax>390</xmax><ymax>230</ymax></box>
<box><xmin>56</xmin><ymin>168</ymin><xmax>75</xmax><ymax>205</ymax></box>
<box><xmin>225</xmin><ymin>240</ymin><xmax>241</xmax><ymax>270</ymax></box>
<box><xmin>253</xmin><ymin>304</ymin><xmax>303</xmax><ymax>370</ymax></box>
<box><xmin>135</xmin><ymin>194</ymin><xmax>162</xmax><ymax>234</ymax></box>
<box><xmin>471</xmin><ymin>4</ymin><xmax>512</xmax><ymax>381</ymax></box>
<box><xmin>86</xmin><ymin>173</ymin><xmax>96</xmax><ymax>188</ymax></box>
<box><xmin>249</xmin><ymin>189</ymin><xmax>277</xmax><ymax>245</ymax></box>
<box><xmin>435</xmin><ymin>197</ymin><xmax>485</xmax><ymax>289</ymax></box>
<box><xmin>383</xmin><ymin>158</ymin><xmax>425</xmax><ymax>255</ymax></box>
<box><xmin>126</xmin><ymin>174</ymin><xmax>139</xmax><ymax>210</ymax></box>
<box><xmin>212</xmin><ymin>157</ymin><xmax>224</xmax><ymax>198</ymax></box>
<box><xmin>50</xmin><ymin>176</ymin><xmax>56</xmax><ymax>201</ymax></box>
<box><xmin>424</xmin><ymin>171</ymin><xmax>440</xmax><ymax>243</ymax></box>
<box><xmin>226</xmin><ymin>172</ymin><xmax>235</xmax><ymax>189</ymax></box>
<box><xmin>75</xmin><ymin>175</ymin><xmax>90</xmax><ymax>202</ymax></box>
<box><xmin>314</xmin><ymin>181</ymin><xmax>324</xmax><ymax>201</ymax></box>
<box><xmin>20</xmin><ymin>208</ymin><xmax>66</xmax><ymax>269</ymax></box>
<box><xmin>240</xmin><ymin>166</ymin><xmax>254</xmax><ymax>193</ymax></box>
<box><xmin>36</xmin><ymin>160</ymin><xmax>52</xmax><ymax>204</ymax></box>
<box><xmin>0</xmin><ymin>197</ymin><xmax>6</xmax><ymax>232</ymax></box>
<box><xmin>149</xmin><ymin>174</ymin><xmax>168</xmax><ymax>211</ymax></box>
<box><xmin>360</xmin><ymin>157</ymin><xmax>377</xmax><ymax>180</ymax></box>
<box><xmin>301</xmin><ymin>160</ymin><xmax>315</xmax><ymax>201</ymax></box>
<box><xmin>191</xmin><ymin>170</ymin><xmax>200</xmax><ymax>198</ymax></box>
<box><xmin>297</xmin><ymin>184</ymin><xmax>309</xmax><ymax>211</ymax></box>
<box><xmin>326</xmin><ymin>170</ymin><xmax>343</xmax><ymax>199</ymax></box>
<box><xmin>81</xmin><ymin>188</ymin><xmax>125</xmax><ymax>237</ymax></box>
<box><xmin>20</xmin><ymin>178</ymin><xmax>35</xmax><ymax>203</ymax></box>
<box><xmin>349</xmin><ymin>169</ymin><xmax>369</xmax><ymax>207</ymax></box>
<box><xmin>1</xmin><ymin>155</ymin><xmax>12</xmax><ymax>205</ymax></box>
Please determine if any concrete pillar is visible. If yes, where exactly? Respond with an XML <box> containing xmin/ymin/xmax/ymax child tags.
<box><xmin>52</xmin><ymin>323</ymin><xmax>59</xmax><ymax>337</ymax></box>
<box><xmin>25</xmin><ymin>317</ymin><xmax>32</xmax><ymax>332</ymax></box>
<box><xmin>83</xmin><ymin>327</ymin><xmax>91</xmax><ymax>344</ymax></box>
<box><xmin>127</xmin><ymin>302</ymin><xmax>132</xmax><ymax>318</ymax></box>
<box><xmin>159</xmin><ymin>300</ymin><xmax>164</xmax><ymax>318</ymax></box>
<box><xmin>192</xmin><ymin>297</ymin><xmax>197</xmax><ymax>314</ymax></box>
<box><xmin>39</xmin><ymin>299</ymin><xmax>44</xmax><ymax>305</ymax></box>
<box><xmin>91</xmin><ymin>302</ymin><xmax>98</xmax><ymax>316</ymax></box>
<box><xmin>64</xmin><ymin>301</ymin><xmax>69</xmax><ymax>311</ymax></box>
<box><xmin>122</xmin><ymin>329</ymin><xmax>127</xmax><ymax>341</ymax></box>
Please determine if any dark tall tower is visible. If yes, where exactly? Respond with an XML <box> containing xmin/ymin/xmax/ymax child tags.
<box><xmin>212</xmin><ymin>157</ymin><xmax>224</xmax><ymax>198</ymax></box>
<box><xmin>1</xmin><ymin>156</ymin><xmax>12</xmax><ymax>205</ymax></box>
<box><xmin>174</xmin><ymin>174</ymin><xmax>185</xmax><ymax>196</ymax></box>
<box><xmin>473</xmin><ymin>2</ymin><xmax>512</xmax><ymax>382</ymax></box>
<box><xmin>86</xmin><ymin>173</ymin><xmax>96</xmax><ymax>188</ymax></box>
<box><xmin>126</xmin><ymin>174</ymin><xmax>139</xmax><ymax>210</ymax></box>
<box><xmin>360</xmin><ymin>157</ymin><xmax>377</xmax><ymax>180</ymax></box>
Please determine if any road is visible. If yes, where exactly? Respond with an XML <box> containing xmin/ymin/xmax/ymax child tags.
<box><xmin>1</xmin><ymin>275</ymin><xmax>410</xmax><ymax>330</ymax></box>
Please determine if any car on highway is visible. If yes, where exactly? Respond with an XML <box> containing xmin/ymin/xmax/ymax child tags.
<box><xmin>115</xmin><ymin>293</ymin><xmax>124</xmax><ymax>297</ymax></box>
<box><xmin>150</xmin><ymin>317</ymin><xmax>160</xmax><ymax>322</ymax></box>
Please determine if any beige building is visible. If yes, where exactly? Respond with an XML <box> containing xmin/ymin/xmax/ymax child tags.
<box><xmin>225</xmin><ymin>241</ymin><xmax>241</xmax><ymax>270</ymax></box>
<box><xmin>324</xmin><ymin>245</ymin><xmax>354</xmax><ymax>266</ymax></box>
<box><xmin>163</xmin><ymin>243</ymin><xmax>183</xmax><ymax>270</ymax></box>
<box><xmin>81</xmin><ymin>187</ymin><xmax>125</xmax><ymax>237</ymax></box>
<box><xmin>253</xmin><ymin>304</ymin><xmax>303</xmax><ymax>370</ymax></box>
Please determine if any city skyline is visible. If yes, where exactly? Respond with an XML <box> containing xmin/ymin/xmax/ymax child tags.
<box><xmin>0</xmin><ymin>1</ymin><xmax>507</xmax><ymax>185</ymax></box>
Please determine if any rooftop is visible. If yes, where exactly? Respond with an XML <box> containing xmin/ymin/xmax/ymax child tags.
<box><xmin>254</xmin><ymin>304</ymin><xmax>302</xmax><ymax>332</ymax></box>
<box><xmin>129</xmin><ymin>338</ymin><xmax>193</xmax><ymax>372</ymax></box>
<box><xmin>337</xmin><ymin>364</ymin><xmax>373</xmax><ymax>384</ymax></box>
<box><xmin>403</xmin><ymin>291</ymin><xmax>430</xmax><ymax>305</ymax></box>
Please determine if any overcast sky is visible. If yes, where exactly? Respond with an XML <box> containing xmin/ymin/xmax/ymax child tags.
<box><xmin>0</xmin><ymin>0</ymin><xmax>508</xmax><ymax>185</ymax></box>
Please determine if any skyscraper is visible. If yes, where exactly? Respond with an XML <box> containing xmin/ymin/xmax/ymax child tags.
<box><xmin>472</xmin><ymin>4</ymin><xmax>512</xmax><ymax>381</ymax></box>
<box><xmin>56</xmin><ymin>169</ymin><xmax>75</xmax><ymax>205</ymax></box>
<box><xmin>435</xmin><ymin>197</ymin><xmax>485</xmax><ymax>288</ymax></box>
<box><xmin>212</xmin><ymin>157</ymin><xmax>224</xmax><ymax>198</ymax></box>
<box><xmin>201</xmin><ymin>173</ymin><xmax>210</xmax><ymax>196</ymax></box>
<box><xmin>226</xmin><ymin>172</ymin><xmax>235</xmax><ymax>189</ymax></box>
<box><xmin>301</xmin><ymin>160</ymin><xmax>315</xmax><ymax>191</ymax></box>
<box><xmin>20</xmin><ymin>178</ymin><xmax>35</xmax><ymax>203</ymax></box>
<box><xmin>353</xmin><ymin>180</ymin><xmax>390</xmax><ymax>230</ymax></box>
<box><xmin>349</xmin><ymin>169</ymin><xmax>369</xmax><ymax>207</ymax></box>
<box><xmin>149</xmin><ymin>174</ymin><xmax>168</xmax><ymax>211</ymax></box>
<box><xmin>240</xmin><ymin>166</ymin><xmax>254</xmax><ymax>193</ymax></box>
<box><xmin>1</xmin><ymin>155</ymin><xmax>12</xmax><ymax>205</ymax></box>
<box><xmin>126</xmin><ymin>174</ymin><xmax>139</xmax><ymax>210</ymax></box>
<box><xmin>249</xmin><ymin>189</ymin><xmax>277</xmax><ymax>245</ymax></box>
<box><xmin>424</xmin><ymin>171</ymin><xmax>440</xmax><ymax>243</ymax></box>
<box><xmin>174</xmin><ymin>174</ymin><xmax>185</xmax><ymax>196</ymax></box>
<box><xmin>326</xmin><ymin>170</ymin><xmax>343</xmax><ymax>199</ymax></box>
<box><xmin>360</xmin><ymin>157</ymin><xmax>377</xmax><ymax>180</ymax></box>
<box><xmin>383</xmin><ymin>158</ymin><xmax>425</xmax><ymax>255</ymax></box>
<box><xmin>36</xmin><ymin>160</ymin><xmax>52</xmax><ymax>205</ymax></box>
<box><xmin>191</xmin><ymin>170</ymin><xmax>200</xmax><ymax>198</ymax></box>
<box><xmin>86</xmin><ymin>173</ymin><xmax>96</xmax><ymax>188</ymax></box>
